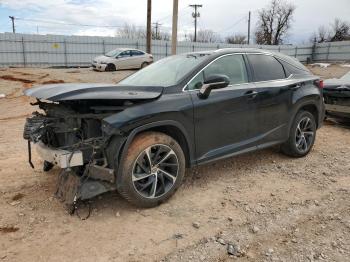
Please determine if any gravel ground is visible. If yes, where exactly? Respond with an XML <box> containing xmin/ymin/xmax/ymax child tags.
<box><xmin>0</xmin><ymin>65</ymin><xmax>349</xmax><ymax>262</ymax></box>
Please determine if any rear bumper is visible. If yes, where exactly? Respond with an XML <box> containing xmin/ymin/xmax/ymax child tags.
<box><xmin>35</xmin><ymin>142</ymin><xmax>83</xmax><ymax>168</ymax></box>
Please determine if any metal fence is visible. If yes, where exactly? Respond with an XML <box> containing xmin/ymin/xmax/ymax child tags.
<box><xmin>0</xmin><ymin>33</ymin><xmax>349</xmax><ymax>67</ymax></box>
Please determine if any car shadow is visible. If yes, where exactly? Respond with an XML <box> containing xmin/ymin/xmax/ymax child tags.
<box><xmin>324</xmin><ymin>118</ymin><xmax>350</xmax><ymax>129</ymax></box>
<box><xmin>86</xmin><ymin>145</ymin><xmax>284</xmax><ymax>214</ymax></box>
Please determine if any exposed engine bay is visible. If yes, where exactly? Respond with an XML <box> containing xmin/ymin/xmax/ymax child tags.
<box><xmin>23</xmin><ymin>98</ymin><xmax>135</xmax><ymax>213</ymax></box>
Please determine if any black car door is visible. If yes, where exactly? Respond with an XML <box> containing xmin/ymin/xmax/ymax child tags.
<box><xmin>245</xmin><ymin>54</ymin><xmax>293</xmax><ymax>146</ymax></box>
<box><xmin>187</xmin><ymin>54</ymin><xmax>259</xmax><ymax>163</ymax></box>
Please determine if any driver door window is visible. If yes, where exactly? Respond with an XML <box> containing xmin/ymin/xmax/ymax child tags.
<box><xmin>187</xmin><ymin>72</ymin><xmax>204</xmax><ymax>90</ymax></box>
<box><xmin>187</xmin><ymin>54</ymin><xmax>248</xmax><ymax>91</ymax></box>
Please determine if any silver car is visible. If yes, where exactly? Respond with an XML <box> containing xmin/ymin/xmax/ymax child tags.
<box><xmin>92</xmin><ymin>48</ymin><xmax>153</xmax><ymax>71</ymax></box>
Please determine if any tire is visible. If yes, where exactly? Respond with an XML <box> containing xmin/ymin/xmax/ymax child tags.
<box><xmin>117</xmin><ymin>132</ymin><xmax>186</xmax><ymax>208</ymax></box>
<box><xmin>281</xmin><ymin>110</ymin><xmax>317</xmax><ymax>157</ymax></box>
<box><xmin>141</xmin><ymin>62</ymin><xmax>148</xmax><ymax>69</ymax></box>
<box><xmin>105</xmin><ymin>63</ymin><xmax>116</xmax><ymax>72</ymax></box>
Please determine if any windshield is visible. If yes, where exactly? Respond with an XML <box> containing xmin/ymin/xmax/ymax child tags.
<box><xmin>105</xmin><ymin>49</ymin><xmax>123</xmax><ymax>57</ymax></box>
<box><xmin>118</xmin><ymin>53</ymin><xmax>210</xmax><ymax>87</ymax></box>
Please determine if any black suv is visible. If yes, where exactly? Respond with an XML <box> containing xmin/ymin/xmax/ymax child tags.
<box><xmin>24</xmin><ymin>48</ymin><xmax>325</xmax><ymax>209</ymax></box>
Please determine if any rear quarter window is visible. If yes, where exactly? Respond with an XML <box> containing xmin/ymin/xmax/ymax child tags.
<box><xmin>278</xmin><ymin>59</ymin><xmax>310</xmax><ymax>77</ymax></box>
<box><xmin>248</xmin><ymin>54</ymin><xmax>286</xmax><ymax>81</ymax></box>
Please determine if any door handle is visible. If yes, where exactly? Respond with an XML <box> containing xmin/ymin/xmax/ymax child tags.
<box><xmin>244</xmin><ymin>90</ymin><xmax>258</xmax><ymax>99</ymax></box>
<box><xmin>289</xmin><ymin>83</ymin><xmax>302</xmax><ymax>90</ymax></box>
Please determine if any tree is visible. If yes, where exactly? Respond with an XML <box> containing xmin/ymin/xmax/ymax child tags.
<box><xmin>310</xmin><ymin>26</ymin><xmax>329</xmax><ymax>43</ymax></box>
<box><xmin>188</xmin><ymin>29</ymin><xmax>221</xmax><ymax>43</ymax></box>
<box><xmin>255</xmin><ymin>0</ymin><xmax>295</xmax><ymax>45</ymax></box>
<box><xmin>225</xmin><ymin>34</ymin><xmax>247</xmax><ymax>44</ymax></box>
<box><xmin>117</xmin><ymin>23</ymin><xmax>146</xmax><ymax>39</ymax></box>
<box><xmin>152</xmin><ymin>30</ymin><xmax>170</xmax><ymax>41</ymax></box>
<box><xmin>116</xmin><ymin>23</ymin><xmax>170</xmax><ymax>40</ymax></box>
<box><xmin>329</xmin><ymin>19</ymin><xmax>350</xmax><ymax>42</ymax></box>
<box><xmin>310</xmin><ymin>19</ymin><xmax>350</xmax><ymax>43</ymax></box>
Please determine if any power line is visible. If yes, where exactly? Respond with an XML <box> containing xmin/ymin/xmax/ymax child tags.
<box><xmin>152</xmin><ymin>22</ymin><xmax>162</xmax><ymax>38</ymax></box>
<box><xmin>146</xmin><ymin>0</ymin><xmax>151</xmax><ymax>53</ymax></box>
<box><xmin>156</xmin><ymin>5</ymin><xmax>187</xmax><ymax>23</ymax></box>
<box><xmin>247</xmin><ymin>11</ymin><xmax>251</xmax><ymax>44</ymax></box>
<box><xmin>9</xmin><ymin>16</ymin><xmax>15</xmax><ymax>33</ymax></box>
<box><xmin>172</xmin><ymin>0</ymin><xmax>179</xmax><ymax>55</ymax></box>
<box><xmin>218</xmin><ymin>15</ymin><xmax>247</xmax><ymax>34</ymax></box>
<box><xmin>15</xmin><ymin>17</ymin><xmax>145</xmax><ymax>29</ymax></box>
<box><xmin>189</xmin><ymin>4</ymin><xmax>202</xmax><ymax>42</ymax></box>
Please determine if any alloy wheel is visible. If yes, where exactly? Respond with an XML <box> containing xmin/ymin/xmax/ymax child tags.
<box><xmin>295</xmin><ymin>116</ymin><xmax>314</xmax><ymax>153</ymax></box>
<box><xmin>132</xmin><ymin>144</ymin><xmax>179</xmax><ymax>199</ymax></box>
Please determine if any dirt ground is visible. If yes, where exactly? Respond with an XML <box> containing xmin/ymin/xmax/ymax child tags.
<box><xmin>0</xmin><ymin>65</ymin><xmax>349</xmax><ymax>262</ymax></box>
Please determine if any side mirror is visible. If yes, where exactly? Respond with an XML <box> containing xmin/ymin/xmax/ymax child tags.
<box><xmin>198</xmin><ymin>74</ymin><xmax>230</xmax><ymax>99</ymax></box>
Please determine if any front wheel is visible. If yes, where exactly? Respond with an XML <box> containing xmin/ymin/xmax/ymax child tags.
<box><xmin>281</xmin><ymin>110</ymin><xmax>317</xmax><ymax>157</ymax></box>
<box><xmin>117</xmin><ymin>132</ymin><xmax>186</xmax><ymax>208</ymax></box>
<box><xmin>105</xmin><ymin>63</ymin><xmax>116</xmax><ymax>71</ymax></box>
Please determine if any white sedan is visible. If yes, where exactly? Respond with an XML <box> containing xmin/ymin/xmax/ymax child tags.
<box><xmin>92</xmin><ymin>48</ymin><xmax>153</xmax><ymax>71</ymax></box>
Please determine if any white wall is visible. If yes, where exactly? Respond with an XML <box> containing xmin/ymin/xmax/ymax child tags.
<box><xmin>0</xmin><ymin>33</ymin><xmax>348</xmax><ymax>67</ymax></box>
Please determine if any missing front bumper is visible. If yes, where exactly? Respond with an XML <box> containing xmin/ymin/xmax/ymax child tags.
<box><xmin>35</xmin><ymin>141</ymin><xmax>83</xmax><ymax>168</ymax></box>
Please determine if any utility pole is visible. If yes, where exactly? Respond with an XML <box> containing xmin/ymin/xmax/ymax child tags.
<box><xmin>247</xmin><ymin>11</ymin><xmax>251</xmax><ymax>45</ymax></box>
<box><xmin>171</xmin><ymin>0</ymin><xmax>178</xmax><ymax>55</ymax></box>
<box><xmin>189</xmin><ymin>4</ymin><xmax>202</xmax><ymax>42</ymax></box>
<box><xmin>146</xmin><ymin>0</ymin><xmax>152</xmax><ymax>54</ymax></box>
<box><xmin>152</xmin><ymin>22</ymin><xmax>162</xmax><ymax>39</ymax></box>
<box><xmin>9</xmin><ymin>16</ymin><xmax>15</xmax><ymax>33</ymax></box>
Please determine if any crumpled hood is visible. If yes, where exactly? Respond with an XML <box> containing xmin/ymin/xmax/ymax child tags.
<box><xmin>24</xmin><ymin>83</ymin><xmax>163</xmax><ymax>101</ymax></box>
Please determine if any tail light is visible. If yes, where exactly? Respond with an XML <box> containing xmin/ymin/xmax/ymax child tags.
<box><xmin>315</xmin><ymin>79</ymin><xmax>324</xmax><ymax>89</ymax></box>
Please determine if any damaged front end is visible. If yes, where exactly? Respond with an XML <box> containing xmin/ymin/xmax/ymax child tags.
<box><xmin>23</xmin><ymin>99</ymin><xmax>123</xmax><ymax>210</ymax></box>
<box><xmin>23</xmin><ymin>83</ymin><xmax>163</xmax><ymax>213</ymax></box>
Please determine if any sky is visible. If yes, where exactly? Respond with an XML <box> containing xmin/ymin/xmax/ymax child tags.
<box><xmin>0</xmin><ymin>0</ymin><xmax>349</xmax><ymax>44</ymax></box>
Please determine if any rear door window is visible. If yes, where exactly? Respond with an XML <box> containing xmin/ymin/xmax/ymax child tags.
<box><xmin>278</xmin><ymin>59</ymin><xmax>309</xmax><ymax>77</ymax></box>
<box><xmin>132</xmin><ymin>50</ymin><xmax>145</xmax><ymax>56</ymax></box>
<box><xmin>247</xmin><ymin>54</ymin><xmax>286</xmax><ymax>81</ymax></box>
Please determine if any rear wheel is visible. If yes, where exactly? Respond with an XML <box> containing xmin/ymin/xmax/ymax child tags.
<box><xmin>281</xmin><ymin>110</ymin><xmax>317</xmax><ymax>157</ymax></box>
<box><xmin>105</xmin><ymin>63</ymin><xmax>116</xmax><ymax>71</ymax></box>
<box><xmin>117</xmin><ymin>132</ymin><xmax>185</xmax><ymax>207</ymax></box>
<box><xmin>141</xmin><ymin>62</ymin><xmax>149</xmax><ymax>69</ymax></box>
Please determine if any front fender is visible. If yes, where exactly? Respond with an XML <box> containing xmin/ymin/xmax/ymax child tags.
<box><xmin>102</xmin><ymin>92</ymin><xmax>195</xmax><ymax>173</ymax></box>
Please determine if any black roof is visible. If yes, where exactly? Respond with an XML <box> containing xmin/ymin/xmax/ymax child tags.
<box><xmin>187</xmin><ymin>48</ymin><xmax>306</xmax><ymax>71</ymax></box>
